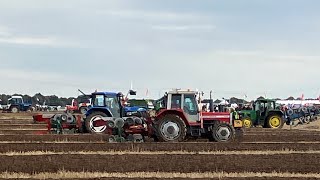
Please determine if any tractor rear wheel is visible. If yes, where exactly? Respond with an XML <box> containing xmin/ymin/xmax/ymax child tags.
<box><xmin>211</xmin><ymin>122</ymin><xmax>235</xmax><ymax>142</ymax></box>
<box><xmin>266</xmin><ymin>114</ymin><xmax>284</xmax><ymax>129</ymax></box>
<box><xmin>156</xmin><ymin>114</ymin><xmax>186</xmax><ymax>142</ymax></box>
<box><xmin>85</xmin><ymin>111</ymin><xmax>108</xmax><ymax>133</ymax></box>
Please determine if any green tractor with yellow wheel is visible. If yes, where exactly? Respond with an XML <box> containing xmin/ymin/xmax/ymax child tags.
<box><xmin>239</xmin><ymin>99</ymin><xmax>285</xmax><ymax>129</ymax></box>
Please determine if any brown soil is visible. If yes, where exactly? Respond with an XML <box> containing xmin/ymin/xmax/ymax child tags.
<box><xmin>1</xmin><ymin>154</ymin><xmax>320</xmax><ymax>173</ymax></box>
<box><xmin>0</xmin><ymin>119</ymin><xmax>35</xmax><ymax>124</ymax></box>
<box><xmin>0</xmin><ymin>124</ymin><xmax>47</xmax><ymax>130</ymax></box>
<box><xmin>0</xmin><ymin>131</ymin><xmax>319</xmax><ymax>142</ymax></box>
<box><xmin>5</xmin><ymin>178</ymin><xmax>318</xmax><ymax>180</ymax></box>
<box><xmin>0</xmin><ymin>142</ymin><xmax>320</xmax><ymax>153</ymax></box>
<box><xmin>0</xmin><ymin>134</ymin><xmax>108</xmax><ymax>142</ymax></box>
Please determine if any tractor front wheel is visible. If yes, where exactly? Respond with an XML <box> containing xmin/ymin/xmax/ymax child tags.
<box><xmin>242</xmin><ymin>118</ymin><xmax>253</xmax><ymax>128</ymax></box>
<box><xmin>85</xmin><ymin>111</ymin><xmax>108</xmax><ymax>133</ymax></box>
<box><xmin>11</xmin><ymin>107</ymin><xmax>19</xmax><ymax>113</ymax></box>
<box><xmin>211</xmin><ymin>122</ymin><xmax>235</xmax><ymax>142</ymax></box>
<box><xmin>266</xmin><ymin>114</ymin><xmax>284</xmax><ymax>129</ymax></box>
<box><xmin>156</xmin><ymin>114</ymin><xmax>186</xmax><ymax>142</ymax></box>
<box><xmin>66</xmin><ymin>110</ymin><xmax>74</xmax><ymax>114</ymax></box>
<box><xmin>79</xmin><ymin>107</ymin><xmax>88</xmax><ymax>114</ymax></box>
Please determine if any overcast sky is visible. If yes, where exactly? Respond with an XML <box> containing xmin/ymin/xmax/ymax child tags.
<box><xmin>0</xmin><ymin>0</ymin><xmax>319</xmax><ymax>100</ymax></box>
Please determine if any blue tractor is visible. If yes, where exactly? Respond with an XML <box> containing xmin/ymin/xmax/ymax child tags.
<box><xmin>4</xmin><ymin>96</ymin><xmax>32</xmax><ymax>113</ymax></box>
<box><xmin>84</xmin><ymin>90</ymin><xmax>148</xmax><ymax>133</ymax></box>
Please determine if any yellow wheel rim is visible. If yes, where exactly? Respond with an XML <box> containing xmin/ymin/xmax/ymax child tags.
<box><xmin>242</xmin><ymin>118</ymin><xmax>252</xmax><ymax>128</ymax></box>
<box><xmin>269</xmin><ymin>116</ymin><xmax>281</xmax><ymax>128</ymax></box>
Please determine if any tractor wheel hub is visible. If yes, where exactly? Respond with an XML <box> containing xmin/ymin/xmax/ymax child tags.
<box><xmin>90</xmin><ymin>115</ymin><xmax>107</xmax><ymax>133</ymax></box>
<box><xmin>270</xmin><ymin>116</ymin><xmax>281</xmax><ymax>128</ymax></box>
<box><xmin>216</xmin><ymin>126</ymin><xmax>231</xmax><ymax>141</ymax></box>
<box><xmin>160</xmin><ymin>121</ymin><xmax>180</xmax><ymax>140</ymax></box>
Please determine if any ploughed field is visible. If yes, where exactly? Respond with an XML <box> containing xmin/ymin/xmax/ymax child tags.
<box><xmin>0</xmin><ymin>113</ymin><xmax>320</xmax><ymax>179</ymax></box>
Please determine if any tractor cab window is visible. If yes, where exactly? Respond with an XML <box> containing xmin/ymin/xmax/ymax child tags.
<box><xmin>105</xmin><ymin>96</ymin><xmax>119</xmax><ymax>109</ymax></box>
<box><xmin>8</xmin><ymin>99</ymin><xmax>15</xmax><ymax>104</ymax></box>
<box><xmin>93</xmin><ymin>95</ymin><xmax>105</xmax><ymax>107</ymax></box>
<box><xmin>105</xmin><ymin>96</ymin><xmax>120</xmax><ymax>117</ymax></box>
<box><xmin>155</xmin><ymin>97</ymin><xmax>166</xmax><ymax>110</ymax></box>
<box><xmin>16</xmin><ymin>98</ymin><xmax>23</xmax><ymax>104</ymax></box>
<box><xmin>171</xmin><ymin>94</ymin><xmax>181</xmax><ymax>109</ymax></box>
<box><xmin>260</xmin><ymin>103</ymin><xmax>265</xmax><ymax>112</ymax></box>
<box><xmin>255</xmin><ymin>102</ymin><xmax>266</xmax><ymax>112</ymax></box>
<box><xmin>254</xmin><ymin>102</ymin><xmax>260</xmax><ymax>111</ymax></box>
<box><xmin>9</xmin><ymin>98</ymin><xmax>22</xmax><ymax>105</ymax></box>
<box><xmin>183</xmin><ymin>94</ymin><xmax>198</xmax><ymax>115</ymax></box>
<box><xmin>267</xmin><ymin>102</ymin><xmax>275</xmax><ymax>110</ymax></box>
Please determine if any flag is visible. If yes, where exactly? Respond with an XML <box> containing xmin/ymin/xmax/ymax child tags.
<box><xmin>301</xmin><ymin>93</ymin><xmax>304</xmax><ymax>100</ymax></box>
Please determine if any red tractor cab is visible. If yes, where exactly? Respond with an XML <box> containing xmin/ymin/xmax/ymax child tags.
<box><xmin>152</xmin><ymin>89</ymin><xmax>243</xmax><ymax>142</ymax></box>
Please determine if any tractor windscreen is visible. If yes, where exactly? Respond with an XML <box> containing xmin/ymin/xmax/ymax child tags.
<box><xmin>9</xmin><ymin>98</ymin><xmax>23</xmax><ymax>104</ymax></box>
<box><xmin>105</xmin><ymin>96</ymin><xmax>121</xmax><ymax>117</ymax></box>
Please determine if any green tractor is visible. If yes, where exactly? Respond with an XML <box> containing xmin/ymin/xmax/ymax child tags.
<box><xmin>239</xmin><ymin>99</ymin><xmax>284</xmax><ymax>129</ymax></box>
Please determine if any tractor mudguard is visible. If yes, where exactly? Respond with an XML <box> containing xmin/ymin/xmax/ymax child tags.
<box><xmin>86</xmin><ymin>107</ymin><xmax>112</xmax><ymax>117</ymax></box>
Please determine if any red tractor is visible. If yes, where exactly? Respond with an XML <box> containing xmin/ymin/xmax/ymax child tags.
<box><xmin>150</xmin><ymin>89</ymin><xmax>243</xmax><ymax>142</ymax></box>
<box><xmin>66</xmin><ymin>99</ymin><xmax>92</xmax><ymax>114</ymax></box>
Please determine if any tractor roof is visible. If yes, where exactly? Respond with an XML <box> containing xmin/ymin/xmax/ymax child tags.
<box><xmin>11</xmin><ymin>96</ymin><xmax>23</xmax><ymax>99</ymax></box>
<box><xmin>167</xmin><ymin>89</ymin><xmax>197</xmax><ymax>95</ymax></box>
<box><xmin>92</xmin><ymin>92</ymin><xmax>118</xmax><ymax>96</ymax></box>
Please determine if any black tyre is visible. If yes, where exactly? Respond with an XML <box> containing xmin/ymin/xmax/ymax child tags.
<box><xmin>85</xmin><ymin>111</ymin><xmax>108</xmax><ymax>133</ymax></box>
<box><xmin>211</xmin><ymin>122</ymin><xmax>235</xmax><ymax>142</ymax></box>
<box><xmin>287</xmin><ymin>109</ymin><xmax>294</xmax><ymax>116</ymax></box>
<box><xmin>304</xmin><ymin>116</ymin><xmax>311</xmax><ymax>124</ymax></box>
<box><xmin>79</xmin><ymin>107</ymin><xmax>88</xmax><ymax>114</ymax></box>
<box><xmin>66</xmin><ymin>110</ymin><xmax>74</xmax><ymax>114</ymax></box>
<box><xmin>156</xmin><ymin>114</ymin><xmax>186</xmax><ymax>142</ymax></box>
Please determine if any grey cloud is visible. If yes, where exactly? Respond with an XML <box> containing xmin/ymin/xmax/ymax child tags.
<box><xmin>0</xmin><ymin>1</ymin><xmax>319</xmax><ymax>100</ymax></box>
